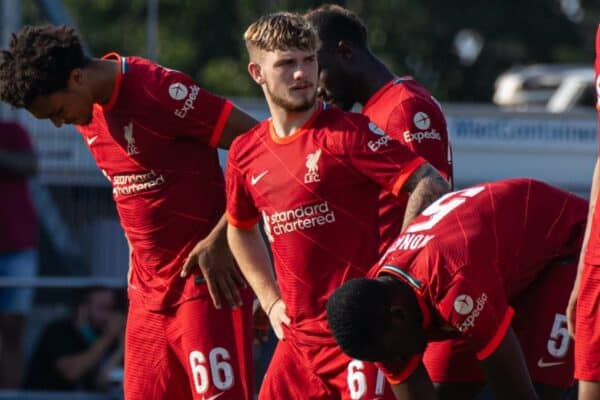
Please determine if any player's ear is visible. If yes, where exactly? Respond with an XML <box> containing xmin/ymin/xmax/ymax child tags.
<box><xmin>336</xmin><ymin>40</ymin><xmax>354</xmax><ymax>61</ymax></box>
<box><xmin>248</xmin><ymin>62</ymin><xmax>265</xmax><ymax>85</ymax></box>
<box><xmin>67</xmin><ymin>68</ymin><xmax>85</xmax><ymax>89</ymax></box>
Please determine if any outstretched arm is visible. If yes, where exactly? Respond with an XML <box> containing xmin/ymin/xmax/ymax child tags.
<box><xmin>401</xmin><ymin>163</ymin><xmax>450</xmax><ymax>230</ymax></box>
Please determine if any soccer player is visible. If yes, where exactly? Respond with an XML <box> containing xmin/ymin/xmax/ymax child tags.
<box><xmin>226</xmin><ymin>13</ymin><xmax>450</xmax><ymax>399</ymax></box>
<box><xmin>326</xmin><ymin>179</ymin><xmax>587</xmax><ymax>400</ymax></box>
<box><xmin>0</xmin><ymin>25</ymin><xmax>258</xmax><ymax>399</ymax></box>
<box><xmin>305</xmin><ymin>4</ymin><xmax>453</xmax><ymax>250</ymax></box>
<box><xmin>567</xmin><ymin>24</ymin><xmax>600</xmax><ymax>400</ymax></box>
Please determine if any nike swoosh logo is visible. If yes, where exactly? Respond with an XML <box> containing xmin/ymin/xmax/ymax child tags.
<box><xmin>251</xmin><ymin>170</ymin><xmax>269</xmax><ymax>185</ymax></box>
<box><xmin>537</xmin><ymin>357</ymin><xmax>565</xmax><ymax>368</ymax></box>
<box><xmin>87</xmin><ymin>136</ymin><xmax>98</xmax><ymax>145</ymax></box>
<box><xmin>202</xmin><ymin>393</ymin><xmax>224</xmax><ymax>400</ymax></box>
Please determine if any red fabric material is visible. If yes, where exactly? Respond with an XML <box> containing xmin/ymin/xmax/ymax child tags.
<box><xmin>124</xmin><ymin>288</ymin><xmax>254</xmax><ymax>399</ymax></box>
<box><xmin>226</xmin><ymin>102</ymin><xmax>424</xmax><ymax>343</ymax></box>
<box><xmin>76</xmin><ymin>54</ymin><xmax>233</xmax><ymax>310</ymax></box>
<box><xmin>374</xmin><ymin>179</ymin><xmax>586</xmax><ymax>382</ymax></box>
<box><xmin>363</xmin><ymin>77</ymin><xmax>453</xmax><ymax>252</ymax></box>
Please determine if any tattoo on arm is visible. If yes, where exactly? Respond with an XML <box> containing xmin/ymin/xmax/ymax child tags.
<box><xmin>402</xmin><ymin>164</ymin><xmax>450</xmax><ymax>230</ymax></box>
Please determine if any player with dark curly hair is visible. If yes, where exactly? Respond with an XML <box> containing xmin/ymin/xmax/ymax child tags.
<box><xmin>0</xmin><ymin>24</ymin><xmax>258</xmax><ymax>400</ymax></box>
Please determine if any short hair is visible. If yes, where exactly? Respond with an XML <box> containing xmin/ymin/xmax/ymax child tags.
<box><xmin>305</xmin><ymin>4</ymin><xmax>368</xmax><ymax>49</ymax></box>
<box><xmin>326</xmin><ymin>278</ymin><xmax>393</xmax><ymax>361</ymax></box>
<box><xmin>244</xmin><ymin>12</ymin><xmax>319</xmax><ymax>58</ymax></box>
<box><xmin>0</xmin><ymin>24</ymin><xmax>89</xmax><ymax>108</ymax></box>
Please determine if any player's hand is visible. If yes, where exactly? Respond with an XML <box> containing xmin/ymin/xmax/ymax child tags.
<box><xmin>253</xmin><ymin>302</ymin><xmax>271</xmax><ymax>344</ymax></box>
<box><xmin>566</xmin><ymin>285</ymin><xmax>579</xmax><ymax>337</ymax></box>
<box><xmin>180</xmin><ymin>235</ymin><xmax>246</xmax><ymax>309</ymax></box>
<box><xmin>267</xmin><ymin>298</ymin><xmax>291</xmax><ymax>340</ymax></box>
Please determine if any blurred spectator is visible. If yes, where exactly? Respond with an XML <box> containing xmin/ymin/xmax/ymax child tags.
<box><xmin>0</xmin><ymin>121</ymin><xmax>38</xmax><ymax>388</ymax></box>
<box><xmin>24</xmin><ymin>287</ymin><xmax>124</xmax><ymax>391</ymax></box>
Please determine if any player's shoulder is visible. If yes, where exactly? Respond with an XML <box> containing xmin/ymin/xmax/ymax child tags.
<box><xmin>315</xmin><ymin>103</ymin><xmax>371</xmax><ymax>134</ymax></box>
<box><xmin>229</xmin><ymin>119</ymin><xmax>270</xmax><ymax>160</ymax></box>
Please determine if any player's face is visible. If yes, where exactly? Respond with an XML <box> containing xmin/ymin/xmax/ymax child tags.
<box><xmin>261</xmin><ymin>48</ymin><xmax>318</xmax><ymax>112</ymax></box>
<box><xmin>28</xmin><ymin>89</ymin><xmax>94</xmax><ymax>127</ymax></box>
<box><xmin>27</xmin><ymin>68</ymin><xmax>94</xmax><ymax>127</ymax></box>
<box><xmin>376</xmin><ymin>306</ymin><xmax>427</xmax><ymax>363</ymax></box>
<box><xmin>316</xmin><ymin>48</ymin><xmax>355</xmax><ymax>111</ymax></box>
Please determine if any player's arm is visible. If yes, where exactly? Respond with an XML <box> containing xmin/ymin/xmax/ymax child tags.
<box><xmin>227</xmin><ymin>223</ymin><xmax>290</xmax><ymax>339</ymax></box>
<box><xmin>389</xmin><ymin>362</ymin><xmax>437</xmax><ymax>400</ymax></box>
<box><xmin>217</xmin><ymin>105</ymin><xmax>258</xmax><ymax>149</ymax></box>
<box><xmin>480</xmin><ymin>327</ymin><xmax>539</xmax><ymax>400</ymax></box>
<box><xmin>567</xmin><ymin>157</ymin><xmax>600</xmax><ymax>335</ymax></box>
<box><xmin>401</xmin><ymin>163</ymin><xmax>450</xmax><ymax>230</ymax></box>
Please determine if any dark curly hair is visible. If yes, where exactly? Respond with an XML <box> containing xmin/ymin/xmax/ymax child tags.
<box><xmin>0</xmin><ymin>25</ymin><xmax>90</xmax><ymax>108</ymax></box>
<box><xmin>305</xmin><ymin>4</ymin><xmax>368</xmax><ymax>50</ymax></box>
<box><xmin>326</xmin><ymin>278</ymin><xmax>394</xmax><ymax>361</ymax></box>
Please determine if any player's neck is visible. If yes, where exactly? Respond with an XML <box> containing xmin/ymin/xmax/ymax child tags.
<box><xmin>358</xmin><ymin>56</ymin><xmax>395</xmax><ymax>105</ymax></box>
<box><xmin>268</xmin><ymin>101</ymin><xmax>318</xmax><ymax>138</ymax></box>
<box><xmin>86</xmin><ymin>58</ymin><xmax>121</xmax><ymax>105</ymax></box>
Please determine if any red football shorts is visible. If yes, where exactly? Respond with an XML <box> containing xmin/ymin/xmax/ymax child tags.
<box><xmin>575</xmin><ymin>261</ymin><xmax>600</xmax><ymax>381</ymax></box>
<box><xmin>124</xmin><ymin>288</ymin><xmax>254</xmax><ymax>400</ymax></box>
<box><xmin>423</xmin><ymin>258</ymin><xmax>576</xmax><ymax>388</ymax></box>
<box><xmin>258</xmin><ymin>331</ymin><xmax>395</xmax><ymax>400</ymax></box>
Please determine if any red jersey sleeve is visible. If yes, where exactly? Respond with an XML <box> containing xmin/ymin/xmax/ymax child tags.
<box><xmin>387</xmin><ymin>99</ymin><xmax>452</xmax><ymax>182</ymax></box>
<box><xmin>341</xmin><ymin>117</ymin><xmax>426</xmax><ymax>196</ymax></box>
<box><xmin>225</xmin><ymin>145</ymin><xmax>260</xmax><ymax>228</ymax></box>
<box><xmin>141</xmin><ymin>65</ymin><xmax>233</xmax><ymax>148</ymax></box>
<box><xmin>437</xmin><ymin>272</ymin><xmax>514</xmax><ymax>360</ymax></box>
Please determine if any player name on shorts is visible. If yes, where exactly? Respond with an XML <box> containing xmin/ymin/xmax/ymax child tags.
<box><xmin>403</xmin><ymin>129</ymin><xmax>442</xmax><ymax>143</ymax></box>
<box><xmin>263</xmin><ymin>201</ymin><xmax>336</xmax><ymax>239</ymax></box>
<box><xmin>455</xmin><ymin>293</ymin><xmax>488</xmax><ymax>333</ymax></box>
<box><xmin>174</xmin><ymin>84</ymin><xmax>200</xmax><ymax>119</ymax></box>
<box><xmin>112</xmin><ymin>170</ymin><xmax>166</xmax><ymax>196</ymax></box>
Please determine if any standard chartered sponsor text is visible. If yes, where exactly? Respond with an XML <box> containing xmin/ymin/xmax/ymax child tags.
<box><xmin>264</xmin><ymin>201</ymin><xmax>336</xmax><ymax>236</ymax></box>
<box><xmin>112</xmin><ymin>170</ymin><xmax>166</xmax><ymax>196</ymax></box>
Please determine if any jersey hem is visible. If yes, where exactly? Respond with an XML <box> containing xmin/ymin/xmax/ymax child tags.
<box><xmin>226</xmin><ymin>211</ymin><xmax>260</xmax><ymax>229</ymax></box>
<box><xmin>391</xmin><ymin>157</ymin><xmax>427</xmax><ymax>196</ymax></box>
<box><xmin>384</xmin><ymin>354</ymin><xmax>421</xmax><ymax>384</ymax></box>
<box><xmin>476</xmin><ymin>306</ymin><xmax>515</xmax><ymax>360</ymax></box>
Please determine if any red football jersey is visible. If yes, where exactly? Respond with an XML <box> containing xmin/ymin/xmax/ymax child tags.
<box><xmin>362</xmin><ymin>77</ymin><xmax>453</xmax><ymax>251</ymax></box>
<box><xmin>77</xmin><ymin>53</ymin><xmax>233</xmax><ymax>310</ymax></box>
<box><xmin>226</xmin><ymin>102</ymin><xmax>426</xmax><ymax>342</ymax></box>
<box><xmin>371</xmin><ymin>179</ymin><xmax>587</xmax><ymax>382</ymax></box>
<box><xmin>584</xmin><ymin>26</ymin><xmax>600</xmax><ymax>265</ymax></box>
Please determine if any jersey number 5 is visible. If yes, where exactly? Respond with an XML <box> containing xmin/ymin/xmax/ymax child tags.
<box><xmin>406</xmin><ymin>186</ymin><xmax>486</xmax><ymax>233</ymax></box>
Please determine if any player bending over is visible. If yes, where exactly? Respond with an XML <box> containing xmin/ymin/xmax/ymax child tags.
<box><xmin>0</xmin><ymin>25</ymin><xmax>258</xmax><ymax>399</ymax></box>
<box><xmin>328</xmin><ymin>179</ymin><xmax>586</xmax><ymax>400</ymax></box>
